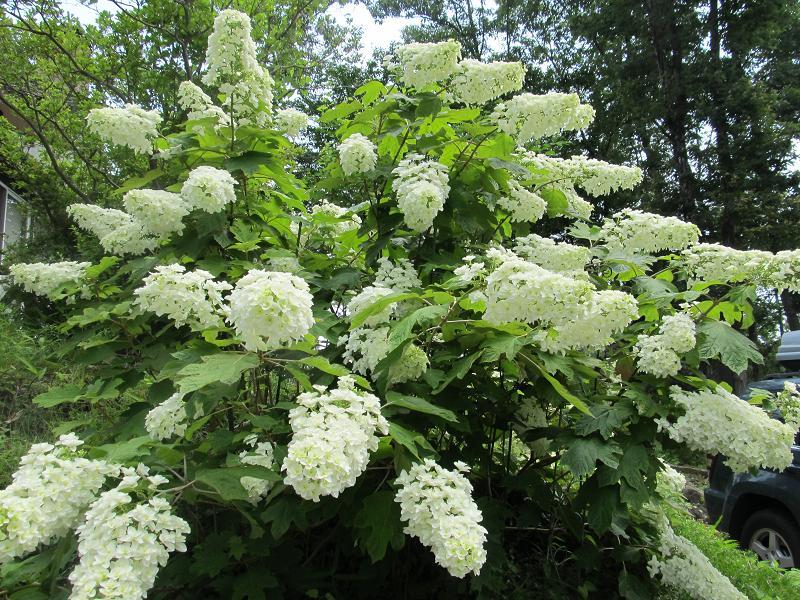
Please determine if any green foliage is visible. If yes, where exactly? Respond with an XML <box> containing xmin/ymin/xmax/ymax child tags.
<box><xmin>0</xmin><ymin>304</ymin><xmax>120</xmax><ymax>486</ymax></box>
<box><xmin>0</xmin><ymin>22</ymin><xmax>790</xmax><ymax>598</ymax></box>
<box><xmin>664</xmin><ymin>508</ymin><xmax>800</xmax><ymax>600</ymax></box>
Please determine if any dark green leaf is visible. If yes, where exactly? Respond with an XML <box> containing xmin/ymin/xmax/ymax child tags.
<box><xmin>350</xmin><ymin>292</ymin><xmax>420</xmax><ymax>330</ymax></box>
<box><xmin>32</xmin><ymin>384</ymin><xmax>83</xmax><ymax>408</ymax></box>
<box><xmin>383</xmin><ymin>391</ymin><xmax>458</xmax><ymax>422</ymax></box>
<box><xmin>299</xmin><ymin>356</ymin><xmax>350</xmax><ymax>376</ymax></box>
<box><xmin>196</xmin><ymin>466</ymin><xmax>279</xmax><ymax>501</ymax></box>
<box><xmin>177</xmin><ymin>352</ymin><xmax>259</xmax><ymax>393</ymax></box>
<box><xmin>697</xmin><ymin>319</ymin><xmax>763</xmax><ymax>374</ymax></box>
<box><xmin>261</xmin><ymin>496</ymin><xmax>310</xmax><ymax>538</ymax></box>
<box><xmin>432</xmin><ymin>350</ymin><xmax>483</xmax><ymax>394</ymax></box>
<box><xmin>587</xmin><ymin>485</ymin><xmax>619</xmax><ymax>534</ymax></box>
<box><xmin>353</xmin><ymin>491</ymin><xmax>405</xmax><ymax>562</ymax></box>
<box><xmin>563</xmin><ymin>438</ymin><xmax>621</xmax><ymax>478</ymax></box>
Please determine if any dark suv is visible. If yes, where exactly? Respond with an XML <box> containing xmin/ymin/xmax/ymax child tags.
<box><xmin>705</xmin><ymin>329</ymin><xmax>800</xmax><ymax>567</ymax></box>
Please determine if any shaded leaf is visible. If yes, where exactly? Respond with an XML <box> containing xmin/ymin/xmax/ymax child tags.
<box><xmin>353</xmin><ymin>491</ymin><xmax>405</xmax><ymax>562</ymax></box>
<box><xmin>563</xmin><ymin>438</ymin><xmax>621</xmax><ymax>478</ymax></box>
<box><xmin>383</xmin><ymin>391</ymin><xmax>458</xmax><ymax>423</ymax></box>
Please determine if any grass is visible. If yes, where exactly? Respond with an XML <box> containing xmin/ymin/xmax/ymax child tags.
<box><xmin>661</xmin><ymin>507</ymin><xmax>800</xmax><ymax>600</ymax></box>
<box><xmin>0</xmin><ymin>304</ymin><xmax>114</xmax><ymax>484</ymax></box>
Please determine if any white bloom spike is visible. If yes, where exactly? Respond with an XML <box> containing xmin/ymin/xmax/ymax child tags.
<box><xmin>226</xmin><ymin>269</ymin><xmax>314</xmax><ymax>351</ymax></box>
<box><xmin>86</xmin><ymin>104</ymin><xmax>161</xmax><ymax>155</ymax></box>
<box><xmin>145</xmin><ymin>393</ymin><xmax>189</xmax><ymax>441</ymax></box>
<box><xmin>600</xmin><ymin>209</ymin><xmax>700</xmax><ymax>254</ymax></box>
<box><xmin>394</xmin><ymin>40</ymin><xmax>462</xmax><ymax>89</ymax></box>
<box><xmin>492</xmin><ymin>93</ymin><xmax>594</xmax><ymax>143</ymax></box>
<box><xmin>447</xmin><ymin>59</ymin><xmax>526</xmax><ymax>105</ymax></box>
<box><xmin>648</xmin><ymin>517</ymin><xmax>745</xmax><ymax>600</ymax></box>
<box><xmin>338</xmin><ymin>133</ymin><xmax>377</xmax><ymax>176</ymax></box>
<box><xmin>0</xmin><ymin>435</ymin><xmax>117</xmax><ymax>564</ymax></box>
<box><xmin>134</xmin><ymin>264</ymin><xmax>231</xmax><ymax>330</ymax></box>
<box><xmin>68</xmin><ymin>476</ymin><xmax>190</xmax><ymax>600</ymax></box>
<box><xmin>659</xmin><ymin>386</ymin><xmax>795</xmax><ymax>473</ymax></box>
<box><xmin>123</xmin><ymin>189</ymin><xmax>188</xmax><ymax>237</ymax></box>
<box><xmin>392</xmin><ymin>153</ymin><xmax>450</xmax><ymax>232</ymax></box>
<box><xmin>282</xmin><ymin>376</ymin><xmax>389</xmax><ymax>501</ymax></box>
<box><xmin>9</xmin><ymin>261</ymin><xmax>90</xmax><ymax>300</ymax></box>
<box><xmin>180</xmin><ymin>166</ymin><xmax>238</xmax><ymax>214</ymax></box>
<box><xmin>395</xmin><ymin>459</ymin><xmax>487</xmax><ymax>578</ymax></box>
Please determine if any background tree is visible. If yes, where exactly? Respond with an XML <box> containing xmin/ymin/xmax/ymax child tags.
<box><xmin>0</xmin><ymin>0</ymin><xmax>359</xmax><ymax>260</ymax></box>
<box><xmin>367</xmin><ymin>0</ymin><xmax>800</xmax><ymax>345</ymax></box>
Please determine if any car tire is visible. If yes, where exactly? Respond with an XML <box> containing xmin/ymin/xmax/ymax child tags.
<box><xmin>740</xmin><ymin>509</ymin><xmax>800</xmax><ymax>569</ymax></box>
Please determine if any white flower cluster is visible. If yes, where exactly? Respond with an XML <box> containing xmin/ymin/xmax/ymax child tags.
<box><xmin>572</xmin><ymin>156</ymin><xmax>643</xmax><ymax>196</ymax></box>
<box><xmin>600</xmin><ymin>209</ymin><xmax>700</xmax><ymax>254</ymax></box>
<box><xmin>134</xmin><ymin>264</ymin><xmax>231</xmax><ymax>330</ymax></box>
<box><xmin>492</xmin><ymin>93</ymin><xmax>595</xmax><ymax>144</ymax></box>
<box><xmin>648</xmin><ymin>517</ymin><xmax>745</xmax><ymax>600</ymax></box>
<box><xmin>0</xmin><ymin>434</ymin><xmax>116</xmax><ymax>563</ymax></box>
<box><xmin>180</xmin><ymin>166</ymin><xmax>238</xmax><ymax>213</ymax></box>
<box><xmin>374</xmin><ymin>257</ymin><xmax>421</xmax><ymax>291</ymax></box>
<box><xmin>86</xmin><ymin>104</ymin><xmax>161</xmax><ymax>155</ymax></box>
<box><xmin>517</xmin><ymin>152</ymin><xmax>634</xmax><ymax>221</ymax></box>
<box><xmin>535</xmin><ymin>289</ymin><xmax>639</xmax><ymax>354</ymax></box>
<box><xmin>512</xmin><ymin>234</ymin><xmax>591</xmax><ymax>275</ymax></box>
<box><xmin>282</xmin><ymin>376</ymin><xmax>389</xmax><ymax>501</ymax></box>
<box><xmin>203</xmin><ymin>10</ymin><xmax>260</xmax><ymax>87</ymax></box>
<box><xmin>659</xmin><ymin>386</ymin><xmax>795</xmax><ymax>473</ymax></box>
<box><xmin>447</xmin><ymin>59</ymin><xmax>526</xmax><ymax>105</ymax></box>
<box><xmin>239</xmin><ymin>435</ymin><xmax>275</xmax><ymax>504</ymax></box>
<box><xmin>9</xmin><ymin>261</ymin><xmax>90</xmax><ymax>300</ymax></box>
<box><xmin>347</xmin><ymin>285</ymin><xmax>399</xmax><ymax>327</ymax></box>
<box><xmin>67</xmin><ymin>204</ymin><xmax>160</xmax><ymax>256</ymax></box>
<box><xmin>145</xmin><ymin>393</ymin><xmax>189</xmax><ymax>441</ymax></box>
<box><xmin>388</xmin><ymin>343</ymin><xmax>430</xmax><ymax>384</ymax></box>
<box><xmin>497</xmin><ymin>180</ymin><xmax>546</xmax><ymax>223</ymax></box>
<box><xmin>656</xmin><ymin>464</ymin><xmax>687</xmax><ymax>498</ymax></box>
<box><xmin>769</xmin><ymin>249</ymin><xmax>800</xmax><ymax>293</ymax></box>
<box><xmin>301</xmin><ymin>199</ymin><xmax>362</xmax><ymax>242</ymax></box>
<box><xmin>483</xmin><ymin>251</ymin><xmax>594</xmax><ymax>326</ymax></box>
<box><xmin>775</xmin><ymin>381</ymin><xmax>800</xmax><ymax>429</ymax></box>
<box><xmin>274</xmin><ymin>107</ymin><xmax>309</xmax><ymax>137</ymax></box>
<box><xmin>681</xmin><ymin>243</ymin><xmax>787</xmax><ymax>288</ymax></box>
<box><xmin>123</xmin><ymin>189</ymin><xmax>188</xmax><ymax>237</ymax></box>
<box><xmin>340</xmin><ymin>326</ymin><xmax>392</xmax><ymax>376</ymax></box>
<box><xmin>635</xmin><ymin>313</ymin><xmax>695</xmax><ymax>378</ymax></box>
<box><xmin>520</xmin><ymin>152</ymin><xmax>643</xmax><ymax>198</ymax></box>
<box><xmin>394</xmin><ymin>459</ymin><xmax>487</xmax><ymax>578</ymax></box>
<box><xmin>338</xmin><ymin>133</ymin><xmax>377</xmax><ymax>176</ymax></box>
<box><xmin>340</xmin><ymin>259</ymin><xmax>423</xmax><ymax>376</ymax></box>
<box><xmin>392</xmin><ymin>153</ymin><xmax>450</xmax><ymax>232</ymax></box>
<box><xmin>202</xmin><ymin>10</ymin><xmax>273</xmax><ymax>127</ymax></box>
<box><xmin>67</xmin><ymin>166</ymin><xmax>236</xmax><ymax>254</ymax></box>
<box><xmin>177</xmin><ymin>80</ymin><xmax>229</xmax><ymax>126</ymax></box>
<box><xmin>69</xmin><ymin>469</ymin><xmax>190</xmax><ymax>600</ymax></box>
<box><xmin>452</xmin><ymin>255</ymin><xmax>487</xmax><ymax>287</ymax></box>
<box><xmin>394</xmin><ymin>40</ymin><xmax>462</xmax><ymax>89</ymax></box>
<box><xmin>226</xmin><ymin>269</ymin><xmax>314</xmax><ymax>351</ymax></box>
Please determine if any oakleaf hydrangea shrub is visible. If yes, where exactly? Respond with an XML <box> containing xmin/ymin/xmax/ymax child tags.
<box><xmin>5</xmin><ymin>9</ymin><xmax>800</xmax><ymax>598</ymax></box>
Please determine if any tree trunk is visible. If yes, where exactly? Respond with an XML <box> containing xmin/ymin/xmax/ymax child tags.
<box><xmin>645</xmin><ymin>0</ymin><xmax>698</xmax><ymax>219</ymax></box>
<box><xmin>781</xmin><ymin>290</ymin><xmax>800</xmax><ymax>331</ymax></box>
<box><xmin>708</xmin><ymin>0</ymin><xmax>737</xmax><ymax>245</ymax></box>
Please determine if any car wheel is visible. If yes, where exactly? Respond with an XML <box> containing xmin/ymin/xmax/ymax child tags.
<box><xmin>741</xmin><ymin>509</ymin><xmax>800</xmax><ymax>569</ymax></box>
